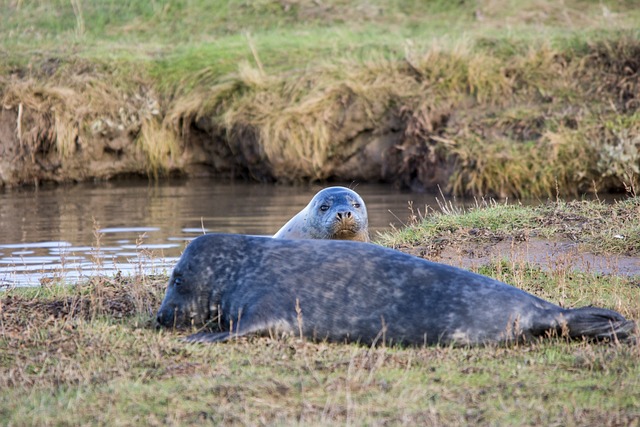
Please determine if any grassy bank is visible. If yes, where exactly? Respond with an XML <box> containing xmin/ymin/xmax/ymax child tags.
<box><xmin>1</xmin><ymin>198</ymin><xmax>639</xmax><ymax>425</ymax></box>
<box><xmin>1</xmin><ymin>1</ymin><xmax>640</xmax><ymax>194</ymax></box>
<box><xmin>379</xmin><ymin>195</ymin><xmax>640</xmax><ymax>256</ymax></box>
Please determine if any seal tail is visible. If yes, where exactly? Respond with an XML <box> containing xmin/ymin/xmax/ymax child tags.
<box><xmin>561</xmin><ymin>307</ymin><xmax>637</xmax><ymax>343</ymax></box>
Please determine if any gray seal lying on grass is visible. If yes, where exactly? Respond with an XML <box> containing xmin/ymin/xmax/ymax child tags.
<box><xmin>156</xmin><ymin>233</ymin><xmax>636</xmax><ymax>346</ymax></box>
<box><xmin>273</xmin><ymin>186</ymin><xmax>369</xmax><ymax>242</ymax></box>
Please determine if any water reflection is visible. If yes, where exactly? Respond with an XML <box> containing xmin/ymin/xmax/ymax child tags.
<box><xmin>0</xmin><ymin>179</ymin><xmax>451</xmax><ymax>287</ymax></box>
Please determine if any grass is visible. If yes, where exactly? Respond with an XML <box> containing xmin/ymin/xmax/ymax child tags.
<box><xmin>2</xmin><ymin>0</ymin><xmax>640</xmax><ymax>193</ymax></box>
<box><xmin>136</xmin><ymin>117</ymin><xmax>180</xmax><ymax>178</ymax></box>
<box><xmin>1</xmin><ymin>198</ymin><xmax>639</xmax><ymax>425</ymax></box>
<box><xmin>378</xmin><ymin>196</ymin><xmax>640</xmax><ymax>256</ymax></box>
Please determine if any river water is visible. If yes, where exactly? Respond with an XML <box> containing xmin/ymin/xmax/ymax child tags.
<box><xmin>0</xmin><ymin>179</ymin><xmax>456</xmax><ymax>287</ymax></box>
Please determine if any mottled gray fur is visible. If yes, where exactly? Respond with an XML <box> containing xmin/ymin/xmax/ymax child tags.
<box><xmin>156</xmin><ymin>234</ymin><xmax>636</xmax><ymax>346</ymax></box>
<box><xmin>273</xmin><ymin>186</ymin><xmax>369</xmax><ymax>242</ymax></box>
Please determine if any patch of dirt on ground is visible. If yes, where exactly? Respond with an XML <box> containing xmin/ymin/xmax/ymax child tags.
<box><xmin>397</xmin><ymin>237</ymin><xmax>640</xmax><ymax>276</ymax></box>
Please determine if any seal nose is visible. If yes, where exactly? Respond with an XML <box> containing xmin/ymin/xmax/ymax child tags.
<box><xmin>336</xmin><ymin>211</ymin><xmax>352</xmax><ymax>220</ymax></box>
<box><xmin>156</xmin><ymin>307</ymin><xmax>174</xmax><ymax>327</ymax></box>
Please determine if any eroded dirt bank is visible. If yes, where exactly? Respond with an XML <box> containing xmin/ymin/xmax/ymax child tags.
<box><xmin>1</xmin><ymin>36</ymin><xmax>638</xmax><ymax>196</ymax></box>
<box><xmin>0</xmin><ymin>85</ymin><xmax>435</xmax><ymax>189</ymax></box>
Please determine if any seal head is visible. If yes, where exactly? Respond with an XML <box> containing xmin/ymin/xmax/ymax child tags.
<box><xmin>156</xmin><ymin>234</ymin><xmax>249</xmax><ymax>330</ymax></box>
<box><xmin>274</xmin><ymin>186</ymin><xmax>369</xmax><ymax>242</ymax></box>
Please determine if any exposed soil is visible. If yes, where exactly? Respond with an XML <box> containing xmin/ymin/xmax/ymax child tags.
<box><xmin>0</xmin><ymin>105</ymin><xmax>152</xmax><ymax>185</ymax></box>
<box><xmin>0</xmin><ymin>95</ymin><xmax>453</xmax><ymax>189</ymax></box>
<box><xmin>398</xmin><ymin>237</ymin><xmax>640</xmax><ymax>277</ymax></box>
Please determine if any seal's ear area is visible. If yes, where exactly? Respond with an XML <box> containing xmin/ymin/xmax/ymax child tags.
<box><xmin>183</xmin><ymin>331</ymin><xmax>238</xmax><ymax>343</ymax></box>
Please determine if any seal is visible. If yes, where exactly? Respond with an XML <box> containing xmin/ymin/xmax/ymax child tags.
<box><xmin>273</xmin><ymin>186</ymin><xmax>369</xmax><ymax>242</ymax></box>
<box><xmin>156</xmin><ymin>233</ymin><xmax>636</xmax><ymax>346</ymax></box>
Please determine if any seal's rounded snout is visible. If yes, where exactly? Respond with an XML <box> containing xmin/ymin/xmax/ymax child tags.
<box><xmin>156</xmin><ymin>309</ymin><xmax>168</xmax><ymax>327</ymax></box>
<box><xmin>336</xmin><ymin>210</ymin><xmax>353</xmax><ymax>221</ymax></box>
<box><xmin>156</xmin><ymin>305</ymin><xmax>178</xmax><ymax>328</ymax></box>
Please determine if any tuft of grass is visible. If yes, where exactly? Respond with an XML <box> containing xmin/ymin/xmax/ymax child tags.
<box><xmin>475</xmin><ymin>260</ymin><xmax>639</xmax><ymax>318</ymax></box>
<box><xmin>0</xmin><ymin>58</ymin><xmax>172</xmax><ymax>179</ymax></box>
<box><xmin>136</xmin><ymin>117</ymin><xmax>180</xmax><ymax>178</ymax></box>
<box><xmin>2</xmin><ymin>79</ymin><xmax>80</xmax><ymax>160</ymax></box>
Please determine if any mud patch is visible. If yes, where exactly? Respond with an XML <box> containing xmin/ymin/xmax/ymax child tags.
<box><xmin>398</xmin><ymin>237</ymin><xmax>640</xmax><ymax>277</ymax></box>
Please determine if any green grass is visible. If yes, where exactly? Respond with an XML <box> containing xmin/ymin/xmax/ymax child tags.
<box><xmin>4</xmin><ymin>343</ymin><xmax>638</xmax><ymax>425</ymax></box>
<box><xmin>1</xmin><ymin>1</ymin><xmax>471</xmax><ymax>78</ymax></box>
<box><xmin>379</xmin><ymin>197</ymin><xmax>640</xmax><ymax>256</ymax></box>
<box><xmin>0</xmin><ymin>0</ymin><xmax>640</xmax><ymax>80</ymax></box>
<box><xmin>4</xmin><ymin>0</ymin><xmax>639</xmax><ymax>90</ymax></box>
<box><xmin>1</xmin><ymin>198</ymin><xmax>639</xmax><ymax>425</ymax></box>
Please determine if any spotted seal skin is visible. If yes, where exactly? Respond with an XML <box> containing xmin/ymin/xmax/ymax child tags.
<box><xmin>156</xmin><ymin>233</ymin><xmax>636</xmax><ymax>346</ymax></box>
<box><xmin>273</xmin><ymin>186</ymin><xmax>369</xmax><ymax>242</ymax></box>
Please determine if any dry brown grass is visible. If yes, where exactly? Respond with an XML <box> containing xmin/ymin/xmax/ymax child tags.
<box><xmin>136</xmin><ymin>117</ymin><xmax>180</xmax><ymax>178</ymax></box>
<box><xmin>0</xmin><ymin>61</ymin><xmax>164</xmax><ymax>179</ymax></box>
<box><xmin>2</xmin><ymin>80</ymin><xmax>84</xmax><ymax>159</ymax></box>
<box><xmin>161</xmin><ymin>34</ymin><xmax>640</xmax><ymax>195</ymax></box>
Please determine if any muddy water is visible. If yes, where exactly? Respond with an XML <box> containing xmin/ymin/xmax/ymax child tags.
<box><xmin>0</xmin><ymin>179</ymin><xmax>455</xmax><ymax>287</ymax></box>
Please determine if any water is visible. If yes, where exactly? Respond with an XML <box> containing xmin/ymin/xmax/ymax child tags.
<box><xmin>0</xmin><ymin>179</ymin><xmax>452</xmax><ymax>287</ymax></box>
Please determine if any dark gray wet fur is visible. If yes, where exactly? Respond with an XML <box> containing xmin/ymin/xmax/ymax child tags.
<box><xmin>156</xmin><ymin>234</ymin><xmax>637</xmax><ymax>346</ymax></box>
<box><xmin>273</xmin><ymin>186</ymin><xmax>369</xmax><ymax>242</ymax></box>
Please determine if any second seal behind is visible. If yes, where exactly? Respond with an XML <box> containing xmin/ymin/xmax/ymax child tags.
<box><xmin>273</xmin><ymin>186</ymin><xmax>370</xmax><ymax>242</ymax></box>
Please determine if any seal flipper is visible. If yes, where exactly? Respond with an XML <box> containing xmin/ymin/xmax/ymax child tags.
<box><xmin>561</xmin><ymin>306</ymin><xmax>637</xmax><ymax>342</ymax></box>
<box><xmin>184</xmin><ymin>310</ymin><xmax>297</xmax><ymax>344</ymax></box>
<box><xmin>184</xmin><ymin>331</ymin><xmax>237</xmax><ymax>343</ymax></box>
<box><xmin>182</xmin><ymin>332</ymin><xmax>236</xmax><ymax>343</ymax></box>
<box><xmin>183</xmin><ymin>321</ymin><xmax>262</xmax><ymax>343</ymax></box>
<box><xmin>182</xmin><ymin>310</ymin><xmax>265</xmax><ymax>343</ymax></box>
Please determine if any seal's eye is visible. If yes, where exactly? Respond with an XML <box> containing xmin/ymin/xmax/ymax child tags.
<box><xmin>319</xmin><ymin>205</ymin><xmax>330</xmax><ymax>212</ymax></box>
<box><xmin>173</xmin><ymin>276</ymin><xmax>182</xmax><ymax>287</ymax></box>
<box><xmin>353</xmin><ymin>203</ymin><xmax>361</xmax><ymax>208</ymax></box>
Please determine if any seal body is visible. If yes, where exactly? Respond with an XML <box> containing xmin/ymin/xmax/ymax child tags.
<box><xmin>156</xmin><ymin>234</ymin><xmax>636</xmax><ymax>346</ymax></box>
<box><xmin>273</xmin><ymin>186</ymin><xmax>369</xmax><ymax>242</ymax></box>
